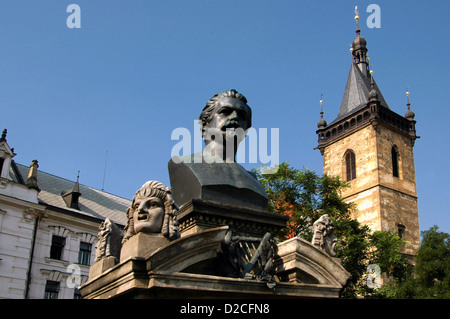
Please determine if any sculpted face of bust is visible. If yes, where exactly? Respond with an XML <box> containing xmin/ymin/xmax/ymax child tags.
<box><xmin>132</xmin><ymin>196</ymin><xmax>165</xmax><ymax>234</ymax></box>
<box><xmin>202</xmin><ymin>94</ymin><xmax>251</xmax><ymax>162</ymax></box>
<box><xmin>208</xmin><ymin>97</ymin><xmax>250</xmax><ymax>138</ymax></box>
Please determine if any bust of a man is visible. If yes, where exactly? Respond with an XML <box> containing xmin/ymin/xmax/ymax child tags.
<box><xmin>168</xmin><ymin>89</ymin><xmax>268</xmax><ymax>210</ymax></box>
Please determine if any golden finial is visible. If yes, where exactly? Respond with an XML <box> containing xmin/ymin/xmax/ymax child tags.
<box><xmin>317</xmin><ymin>93</ymin><xmax>327</xmax><ymax>128</ymax></box>
<box><xmin>406</xmin><ymin>85</ymin><xmax>410</xmax><ymax>106</ymax></box>
<box><xmin>320</xmin><ymin>93</ymin><xmax>324</xmax><ymax>118</ymax></box>
<box><xmin>354</xmin><ymin>6</ymin><xmax>360</xmax><ymax>21</ymax></box>
<box><xmin>319</xmin><ymin>93</ymin><xmax>324</xmax><ymax>114</ymax></box>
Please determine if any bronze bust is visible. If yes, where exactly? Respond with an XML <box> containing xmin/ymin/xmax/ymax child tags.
<box><xmin>168</xmin><ymin>89</ymin><xmax>268</xmax><ymax>210</ymax></box>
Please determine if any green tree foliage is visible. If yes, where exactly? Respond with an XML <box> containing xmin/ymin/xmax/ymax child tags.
<box><xmin>252</xmin><ymin>162</ymin><xmax>353</xmax><ymax>241</ymax></box>
<box><xmin>377</xmin><ymin>226</ymin><xmax>450</xmax><ymax>298</ymax></box>
<box><xmin>369</xmin><ymin>231</ymin><xmax>412</xmax><ymax>281</ymax></box>
<box><xmin>253</xmin><ymin>162</ymin><xmax>371</xmax><ymax>296</ymax></box>
<box><xmin>253</xmin><ymin>162</ymin><xmax>421</xmax><ymax>298</ymax></box>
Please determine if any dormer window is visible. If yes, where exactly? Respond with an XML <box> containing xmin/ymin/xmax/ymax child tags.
<box><xmin>61</xmin><ymin>172</ymin><xmax>82</xmax><ymax>210</ymax></box>
<box><xmin>0</xmin><ymin>158</ymin><xmax>4</xmax><ymax>177</ymax></box>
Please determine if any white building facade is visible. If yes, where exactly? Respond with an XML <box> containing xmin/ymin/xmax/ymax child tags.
<box><xmin>0</xmin><ymin>130</ymin><xmax>129</xmax><ymax>299</ymax></box>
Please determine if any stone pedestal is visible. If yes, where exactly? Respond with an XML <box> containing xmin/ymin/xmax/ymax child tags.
<box><xmin>89</xmin><ymin>256</ymin><xmax>118</xmax><ymax>280</ymax></box>
<box><xmin>120</xmin><ymin>232</ymin><xmax>170</xmax><ymax>262</ymax></box>
<box><xmin>177</xmin><ymin>198</ymin><xmax>288</xmax><ymax>238</ymax></box>
<box><xmin>168</xmin><ymin>156</ymin><xmax>269</xmax><ymax>211</ymax></box>
<box><xmin>80</xmin><ymin>227</ymin><xmax>351</xmax><ymax>299</ymax></box>
<box><xmin>274</xmin><ymin>237</ymin><xmax>350</xmax><ymax>287</ymax></box>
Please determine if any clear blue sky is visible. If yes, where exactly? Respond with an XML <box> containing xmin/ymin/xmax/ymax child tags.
<box><xmin>1</xmin><ymin>1</ymin><xmax>449</xmax><ymax>235</ymax></box>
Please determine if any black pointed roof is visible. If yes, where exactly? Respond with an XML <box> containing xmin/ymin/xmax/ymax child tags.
<box><xmin>330</xmin><ymin>63</ymin><xmax>389</xmax><ymax>125</ymax></box>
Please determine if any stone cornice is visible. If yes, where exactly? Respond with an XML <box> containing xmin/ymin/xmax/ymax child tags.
<box><xmin>316</xmin><ymin>102</ymin><xmax>418</xmax><ymax>154</ymax></box>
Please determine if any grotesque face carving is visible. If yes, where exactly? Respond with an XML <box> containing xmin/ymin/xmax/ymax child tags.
<box><xmin>122</xmin><ymin>181</ymin><xmax>180</xmax><ymax>244</ymax></box>
<box><xmin>132</xmin><ymin>196</ymin><xmax>165</xmax><ymax>234</ymax></box>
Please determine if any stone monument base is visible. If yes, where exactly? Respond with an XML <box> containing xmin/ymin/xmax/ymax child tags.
<box><xmin>120</xmin><ymin>232</ymin><xmax>171</xmax><ymax>262</ymax></box>
<box><xmin>177</xmin><ymin>198</ymin><xmax>288</xmax><ymax>238</ymax></box>
<box><xmin>80</xmin><ymin>227</ymin><xmax>350</xmax><ymax>299</ymax></box>
<box><xmin>89</xmin><ymin>256</ymin><xmax>118</xmax><ymax>280</ymax></box>
<box><xmin>83</xmin><ymin>268</ymin><xmax>344</xmax><ymax>299</ymax></box>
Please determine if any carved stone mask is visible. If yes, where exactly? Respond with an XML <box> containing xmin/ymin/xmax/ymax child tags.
<box><xmin>132</xmin><ymin>196</ymin><xmax>165</xmax><ymax>234</ymax></box>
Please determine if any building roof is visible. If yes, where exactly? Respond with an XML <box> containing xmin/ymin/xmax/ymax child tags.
<box><xmin>13</xmin><ymin>162</ymin><xmax>129</xmax><ymax>227</ymax></box>
<box><xmin>330</xmin><ymin>63</ymin><xmax>389</xmax><ymax>125</ymax></box>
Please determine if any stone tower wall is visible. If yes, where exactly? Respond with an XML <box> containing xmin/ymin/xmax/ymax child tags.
<box><xmin>322</xmin><ymin>122</ymin><xmax>420</xmax><ymax>255</ymax></box>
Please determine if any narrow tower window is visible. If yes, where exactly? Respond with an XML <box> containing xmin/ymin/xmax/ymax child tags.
<box><xmin>392</xmin><ymin>146</ymin><xmax>400</xmax><ymax>178</ymax></box>
<box><xmin>397</xmin><ymin>224</ymin><xmax>406</xmax><ymax>239</ymax></box>
<box><xmin>345</xmin><ymin>150</ymin><xmax>356</xmax><ymax>181</ymax></box>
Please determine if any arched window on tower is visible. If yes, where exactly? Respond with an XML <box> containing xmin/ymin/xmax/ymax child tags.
<box><xmin>345</xmin><ymin>150</ymin><xmax>356</xmax><ymax>182</ymax></box>
<box><xmin>392</xmin><ymin>146</ymin><xmax>400</xmax><ymax>178</ymax></box>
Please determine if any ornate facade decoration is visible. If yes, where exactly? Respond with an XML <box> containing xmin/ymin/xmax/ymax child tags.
<box><xmin>94</xmin><ymin>218</ymin><xmax>123</xmax><ymax>262</ymax></box>
<box><xmin>311</xmin><ymin>214</ymin><xmax>337</xmax><ymax>257</ymax></box>
<box><xmin>122</xmin><ymin>180</ymin><xmax>180</xmax><ymax>243</ymax></box>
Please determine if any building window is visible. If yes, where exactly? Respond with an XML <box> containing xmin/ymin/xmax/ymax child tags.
<box><xmin>74</xmin><ymin>288</ymin><xmax>83</xmax><ymax>299</ymax></box>
<box><xmin>78</xmin><ymin>242</ymin><xmax>92</xmax><ymax>265</ymax></box>
<box><xmin>397</xmin><ymin>224</ymin><xmax>406</xmax><ymax>239</ymax></box>
<box><xmin>345</xmin><ymin>150</ymin><xmax>356</xmax><ymax>181</ymax></box>
<box><xmin>392</xmin><ymin>146</ymin><xmax>400</xmax><ymax>178</ymax></box>
<box><xmin>0</xmin><ymin>157</ymin><xmax>4</xmax><ymax>176</ymax></box>
<box><xmin>44</xmin><ymin>281</ymin><xmax>60</xmax><ymax>299</ymax></box>
<box><xmin>50</xmin><ymin>235</ymin><xmax>66</xmax><ymax>260</ymax></box>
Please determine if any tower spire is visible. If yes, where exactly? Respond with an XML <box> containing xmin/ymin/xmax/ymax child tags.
<box><xmin>317</xmin><ymin>94</ymin><xmax>327</xmax><ymax>129</ymax></box>
<box><xmin>354</xmin><ymin>6</ymin><xmax>360</xmax><ymax>34</ymax></box>
<box><xmin>351</xmin><ymin>6</ymin><xmax>369</xmax><ymax>75</ymax></box>
<box><xmin>368</xmin><ymin>70</ymin><xmax>379</xmax><ymax>102</ymax></box>
<box><xmin>405</xmin><ymin>87</ymin><xmax>415</xmax><ymax>120</ymax></box>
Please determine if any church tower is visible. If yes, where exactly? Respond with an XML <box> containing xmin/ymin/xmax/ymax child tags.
<box><xmin>315</xmin><ymin>10</ymin><xmax>420</xmax><ymax>256</ymax></box>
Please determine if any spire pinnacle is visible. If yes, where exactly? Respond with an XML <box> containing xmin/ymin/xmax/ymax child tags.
<box><xmin>368</xmin><ymin>69</ymin><xmax>379</xmax><ymax>102</ymax></box>
<box><xmin>317</xmin><ymin>93</ymin><xmax>327</xmax><ymax>129</ymax></box>
<box><xmin>0</xmin><ymin>129</ymin><xmax>7</xmax><ymax>142</ymax></box>
<box><xmin>354</xmin><ymin>6</ymin><xmax>360</xmax><ymax>34</ymax></box>
<box><xmin>405</xmin><ymin>86</ymin><xmax>415</xmax><ymax>120</ymax></box>
<box><xmin>73</xmin><ymin>170</ymin><xmax>80</xmax><ymax>193</ymax></box>
<box><xmin>351</xmin><ymin>6</ymin><xmax>368</xmax><ymax>74</ymax></box>
<box><xmin>320</xmin><ymin>93</ymin><xmax>324</xmax><ymax>113</ymax></box>
<box><xmin>406</xmin><ymin>86</ymin><xmax>410</xmax><ymax>106</ymax></box>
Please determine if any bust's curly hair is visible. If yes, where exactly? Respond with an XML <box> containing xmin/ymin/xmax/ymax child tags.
<box><xmin>122</xmin><ymin>181</ymin><xmax>180</xmax><ymax>243</ymax></box>
<box><xmin>198</xmin><ymin>89</ymin><xmax>252</xmax><ymax>139</ymax></box>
